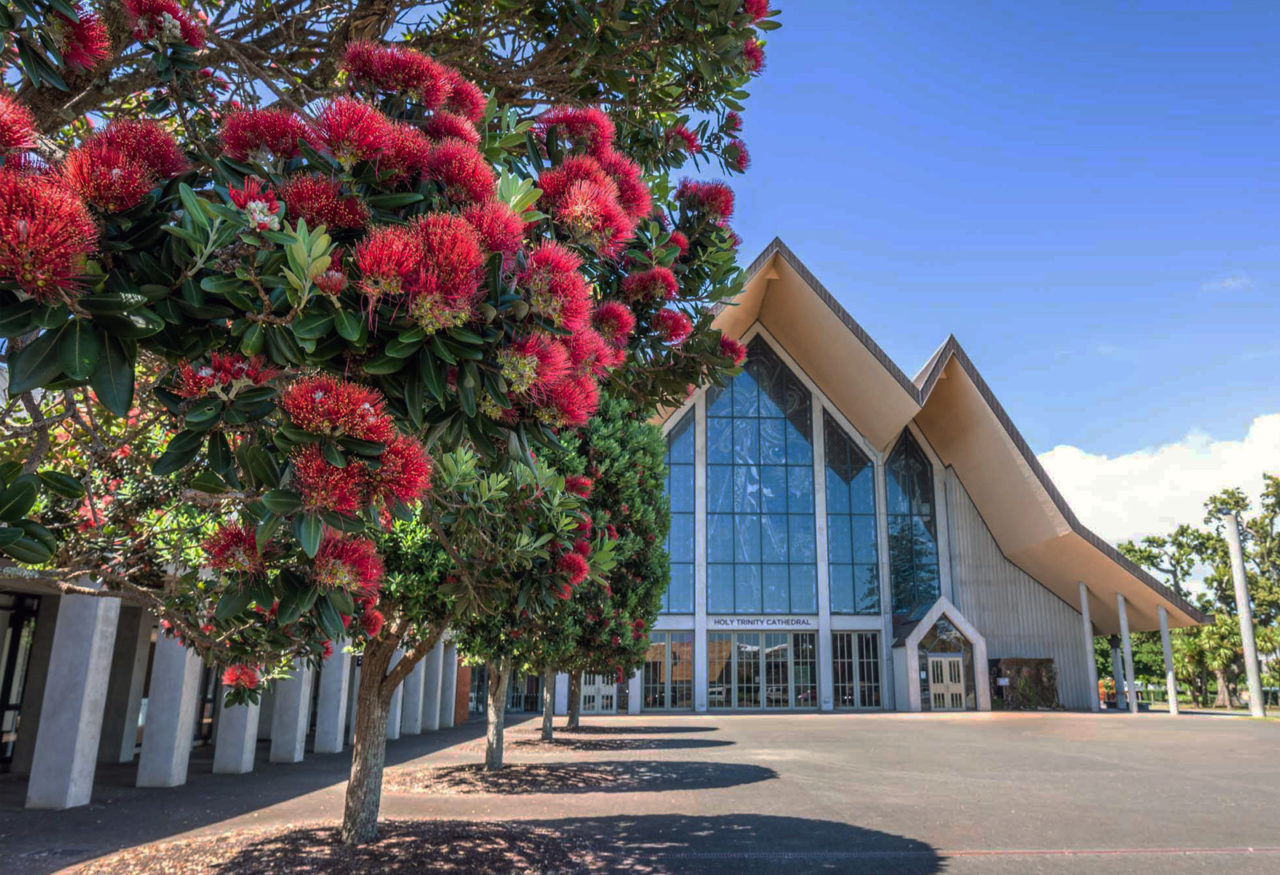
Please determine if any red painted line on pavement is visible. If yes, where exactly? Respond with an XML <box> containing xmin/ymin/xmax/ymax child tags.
<box><xmin>939</xmin><ymin>847</ymin><xmax>1280</xmax><ymax>858</ymax></box>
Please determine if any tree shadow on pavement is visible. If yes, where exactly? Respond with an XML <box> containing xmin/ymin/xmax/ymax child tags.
<box><xmin>512</xmin><ymin>736</ymin><xmax>734</xmax><ymax>752</ymax></box>
<box><xmin>183</xmin><ymin>814</ymin><xmax>942</xmax><ymax>875</ymax></box>
<box><xmin>558</xmin><ymin>724</ymin><xmax>717</xmax><ymax>734</ymax></box>
<box><xmin>383</xmin><ymin>759</ymin><xmax>775</xmax><ymax>795</ymax></box>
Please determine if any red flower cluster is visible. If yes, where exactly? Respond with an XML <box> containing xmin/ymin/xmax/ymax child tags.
<box><xmin>341</xmin><ymin>41</ymin><xmax>453</xmax><ymax>108</ymax></box>
<box><xmin>174</xmin><ymin>353</ymin><xmax>277</xmax><ymax>398</ymax></box>
<box><xmin>500</xmin><ymin>333</ymin><xmax>570</xmax><ymax>400</ymax></box>
<box><xmin>125</xmin><ymin>0</ymin><xmax>205</xmax><ymax>49</ymax></box>
<box><xmin>222</xmin><ymin>664</ymin><xmax>260</xmax><ymax>689</ymax></box>
<box><xmin>667</xmin><ymin>231</ymin><xmax>689</xmax><ymax>258</ymax></box>
<box><xmin>519</xmin><ymin>242</ymin><xmax>591</xmax><ymax>331</ymax></box>
<box><xmin>743</xmin><ymin>0</ymin><xmax>770</xmax><ymax>22</ymax></box>
<box><xmin>228</xmin><ymin>177</ymin><xmax>281</xmax><ymax>231</ymax></box>
<box><xmin>280</xmin><ymin>175</ymin><xmax>368</xmax><ymax>231</ymax></box>
<box><xmin>280</xmin><ymin>375</ymin><xmax>394</xmax><ymax>442</ymax></box>
<box><xmin>367</xmin><ymin>435</ymin><xmax>434</xmax><ymax>507</ymax></box>
<box><xmin>314</xmin><ymin>533</ymin><xmax>384</xmax><ymax>595</ymax></box>
<box><xmin>0</xmin><ymin>168</ymin><xmax>98</xmax><ymax>305</ymax></box>
<box><xmin>360</xmin><ymin>607</ymin><xmax>385</xmax><ymax>638</ymax></box>
<box><xmin>221</xmin><ymin>109</ymin><xmax>309</xmax><ymax>163</ymax></box>
<box><xmin>536</xmin><ymin>106</ymin><xmax>614</xmax><ymax>154</ymax></box>
<box><xmin>463</xmin><ymin>200</ymin><xmax>525</xmax><ymax>260</ymax></box>
<box><xmin>558</xmin><ymin>551</ymin><xmax>590</xmax><ymax>586</ymax></box>
<box><xmin>667</xmin><ymin>123</ymin><xmax>702</xmax><ymax>154</ymax></box>
<box><xmin>719</xmin><ymin>335</ymin><xmax>748</xmax><ymax>366</ymax></box>
<box><xmin>423</xmin><ymin>111</ymin><xmax>480</xmax><ymax>146</ymax></box>
<box><xmin>422</xmin><ymin>138</ymin><xmax>495</xmax><ymax>204</ymax></box>
<box><xmin>61</xmin><ymin>119</ymin><xmax>187</xmax><ymax>213</ymax></box>
<box><xmin>744</xmin><ymin>38</ymin><xmax>765</xmax><ymax>73</ymax></box>
<box><xmin>57</xmin><ymin>5</ymin><xmax>110</xmax><ymax>72</ymax></box>
<box><xmin>675</xmin><ymin>179</ymin><xmax>734</xmax><ymax>226</ymax></box>
<box><xmin>727</xmin><ymin>139</ymin><xmax>751</xmax><ymax>172</ymax></box>
<box><xmin>620</xmin><ymin>266</ymin><xmax>678</xmax><ymax>302</ymax></box>
<box><xmin>565</xmin><ymin>475</ymin><xmax>593</xmax><ymax>498</ymax></box>
<box><xmin>203</xmin><ymin>523</ymin><xmax>264</xmax><ymax>575</ymax></box>
<box><xmin>592</xmin><ymin>301</ymin><xmax>636</xmax><ymax>349</ymax></box>
<box><xmin>656</xmin><ymin>308</ymin><xmax>693</xmax><ymax>345</ymax></box>
<box><xmin>725</xmin><ymin>111</ymin><xmax>743</xmax><ymax>133</ymax></box>
<box><xmin>292</xmin><ymin>444</ymin><xmax>368</xmax><ymax>515</ymax></box>
<box><xmin>0</xmin><ymin>94</ymin><xmax>34</xmax><ymax>156</ymax></box>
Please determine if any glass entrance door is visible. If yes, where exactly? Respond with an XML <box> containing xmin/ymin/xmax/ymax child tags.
<box><xmin>763</xmin><ymin>633</ymin><xmax>789</xmax><ymax>708</ymax></box>
<box><xmin>710</xmin><ymin>631</ymin><xmax>818</xmax><ymax>709</ymax></box>
<box><xmin>580</xmin><ymin>674</ymin><xmax>617</xmax><ymax>714</ymax></box>
<box><xmin>929</xmin><ymin>655</ymin><xmax>966</xmax><ymax>711</ymax></box>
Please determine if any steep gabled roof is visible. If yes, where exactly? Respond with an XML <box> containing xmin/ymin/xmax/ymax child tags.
<box><xmin>690</xmin><ymin>237</ymin><xmax>1206</xmax><ymax>633</ymax></box>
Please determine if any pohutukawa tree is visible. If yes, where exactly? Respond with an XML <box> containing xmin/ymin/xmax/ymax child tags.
<box><xmin>1</xmin><ymin>0</ymin><xmax>777</xmax><ymax>847</ymax></box>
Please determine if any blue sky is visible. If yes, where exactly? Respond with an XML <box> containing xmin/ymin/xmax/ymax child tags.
<box><xmin>731</xmin><ymin>1</ymin><xmax>1279</xmax><ymax>461</ymax></box>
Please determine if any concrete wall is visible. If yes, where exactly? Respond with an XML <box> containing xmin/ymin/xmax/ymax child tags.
<box><xmin>944</xmin><ymin>468</ymin><xmax>1093</xmax><ymax>710</ymax></box>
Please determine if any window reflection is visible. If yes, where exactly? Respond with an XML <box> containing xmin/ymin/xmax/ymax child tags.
<box><xmin>661</xmin><ymin>411</ymin><xmax>695</xmax><ymax>613</ymax></box>
<box><xmin>886</xmin><ymin>430</ymin><xmax>940</xmax><ymax>618</ymax></box>
<box><xmin>824</xmin><ymin>411</ymin><xmax>880</xmax><ymax>614</ymax></box>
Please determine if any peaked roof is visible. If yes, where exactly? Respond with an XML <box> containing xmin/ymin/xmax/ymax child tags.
<box><xmin>698</xmin><ymin>237</ymin><xmax>1207</xmax><ymax>634</ymax></box>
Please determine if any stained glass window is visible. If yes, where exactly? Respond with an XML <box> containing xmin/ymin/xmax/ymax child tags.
<box><xmin>661</xmin><ymin>410</ymin><xmax>695</xmax><ymax>613</ymax></box>
<box><xmin>886</xmin><ymin>430</ymin><xmax>941</xmax><ymax>618</ymax></box>
<box><xmin>824</xmin><ymin>411</ymin><xmax>880</xmax><ymax>614</ymax></box>
<box><xmin>705</xmin><ymin>337</ymin><xmax>817</xmax><ymax>614</ymax></box>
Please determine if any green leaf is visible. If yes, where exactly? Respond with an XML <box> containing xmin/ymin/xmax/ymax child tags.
<box><xmin>275</xmin><ymin>581</ymin><xmax>318</xmax><ymax>626</ymax></box>
<box><xmin>37</xmin><ymin>471</ymin><xmax>85</xmax><ymax>500</ymax></box>
<box><xmin>315</xmin><ymin>594</ymin><xmax>345</xmax><ymax>640</ymax></box>
<box><xmin>261</xmin><ymin>489</ymin><xmax>302</xmax><ymax>514</ymax></box>
<box><xmin>256</xmin><ymin>513</ymin><xmax>280</xmax><ymax>554</ymax></box>
<box><xmin>1</xmin><ymin>534</ymin><xmax>52</xmax><ymax>564</ymax></box>
<box><xmin>0</xmin><ymin>527</ymin><xmax>22</xmax><ymax>548</ymax></box>
<box><xmin>57</xmin><ymin>321</ymin><xmax>100</xmax><ymax>381</ymax></box>
<box><xmin>337</xmin><ymin>437</ymin><xmax>386</xmax><ymax>457</ymax></box>
<box><xmin>334</xmin><ymin>310</ymin><xmax>362</xmax><ymax>341</ymax></box>
<box><xmin>178</xmin><ymin>183</ymin><xmax>210</xmax><ymax>233</ymax></box>
<box><xmin>295</xmin><ymin>512</ymin><xmax>323</xmax><ymax>557</ymax></box>
<box><xmin>326</xmin><ymin>587</ymin><xmax>355</xmax><ymax>617</ymax></box>
<box><xmin>0</xmin><ymin>298</ymin><xmax>37</xmax><ymax>337</ymax></box>
<box><xmin>152</xmin><ymin>430</ymin><xmax>204</xmax><ymax>476</ymax></box>
<box><xmin>189</xmin><ymin>470</ymin><xmax>228</xmax><ymax>494</ymax></box>
<box><xmin>215</xmin><ymin>587</ymin><xmax>254</xmax><ymax>621</ymax></box>
<box><xmin>0</xmin><ymin>478</ymin><xmax>38</xmax><ymax>522</ymax></box>
<box><xmin>90</xmin><ymin>335</ymin><xmax>135</xmax><ymax>418</ymax></box>
<box><xmin>7</xmin><ymin>326</ymin><xmax>66</xmax><ymax>394</ymax></box>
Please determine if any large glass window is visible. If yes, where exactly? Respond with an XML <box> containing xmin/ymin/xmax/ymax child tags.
<box><xmin>642</xmin><ymin>631</ymin><xmax>694</xmax><ymax>711</ymax></box>
<box><xmin>832</xmin><ymin>631</ymin><xmax>881</xmax><ymax>709</ymax></box>
<box><xmin>886</xmin><ymin>430</ymin><xmax>941</xmax><ymax>618</ymax></box>
<box><xmin>662</xmin><ymin>411</ymin><xmax>695</xmax><ymax>613</ymax></box>
<box><xmin>706</xmin><ymin>337</ymin><xmax>817</xmax><ymax>614</ymax></box>
<box><xmin>824</xmin><ymin>412</ymin><xmax>880</xmax><ymax>614</ymax></box>
<box><xmin>707</xmin><ymin>631</ymin><xmax>818</xmax><ymax>709</ymax></box>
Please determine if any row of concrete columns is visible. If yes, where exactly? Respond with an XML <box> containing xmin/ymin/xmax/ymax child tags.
<box><xmin>16</xmin><ymin>590</ymin><xmax>459</xmax><ymax>809</ymax></box>
<box><xmin>1078</xmin><ymin>581</ymin><xmax>1177</xmax><ymax>715</ymax></box>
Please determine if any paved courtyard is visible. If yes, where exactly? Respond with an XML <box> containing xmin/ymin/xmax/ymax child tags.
<box><xmin>1</xmin><ymin>711</ymin><xmax>1277</xmax><ymax>873</ymax></box>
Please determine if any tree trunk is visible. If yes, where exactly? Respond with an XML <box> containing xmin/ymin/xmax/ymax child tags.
<box><xmin>340</xmin><ymin>636</ymin><xmax>396</xmax><ymax>846</ymax></box>
<box><xmin>1212</xmin><ymin>668</ymin><xmax>1231</xmax><ymax>709</ymax></box>
<box><xmin>541</xmin><ymin>666</ymin><xmax>556</xmax><ymax>741</ymax></box>
<box><xmin>484</xmin><ymin>657</ymin><xmax>512</xmax><ymax>771</ymax></box>
<box><xmin>567</xmin><ymin>669</ymin><xmax>582</xmax><ymax>729</ymax></box>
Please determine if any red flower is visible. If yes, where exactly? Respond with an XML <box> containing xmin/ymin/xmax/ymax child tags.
<box><xmin>558</xmin><ymin>551</ymin><xmax>590</xmax><ymax>585</ymax></box>
<box><xmin>725</xmin><ymin>110</ymin><xmax>742</xmax><ymax>133</ymax></box>
<box><xmin>555</xmin><ymin>179</ymin><xmax>634</xmax><ymax>257</ymax></box>
<box><xmin>221</xmin><ymin>664</ymin><xmax>260</xmax><ymax>689</ymax></box>
<box><xmin>57</xmin><ymin>6</ymin><xmax>110</xmax><ymax>72</ymax></box>
<box><xmin>592</xmin><ymin>301</ymin><xmax>635</xmax><ymax>348</ymax></box>
<box><xmin>743</xmin><ymin>0</ymin><xmax>770</xmax><ymax>21</ymax></box>
<box><xmin>360</xmin><ymin>607</ymin><xmax>385</xmax><ymax>638</ymax></box>
<box><xmin>537</xmin><ymin>154</ymin><xmax>612</xmax><ymax>204</ymax></box>
<box><xmin>621</xmin><ymin>267</ymin><xmax>678</xmax><ymax>302</ymax></box>
<box><xmin>667</xmin><ymin>231</ymin><xmax>689</xmax><ymax>258</ymax></box>
<box><xmin>675</xmin><ymin>179</ymin><xmax>735</xmax><ymax>225</ymax></box>
<box><xmin>519</xmin><ymin>242</ymin><xmax>591</xmax><ymax>332</ymax></box>
<box><xmin>369</xmin><ymin>435</ymin><xmax>433</xmax><ymax>506</ymax></box>
<box><xmin>280</xmin><ymin>375</ymin><xmax>396</xmax><ymax>443</ymax></box>
<box><xmin>313</xmin><ymin>98</ymin><xmax>394</xmax><ymax>168</ymax></box>
<box><xmin>124</xmin><ymin>0</ymin><xmax>204</xmax><ymax>49</ymax></box>
<box><xmin>98</xmin><ymin>119</ymin><xmax>187</xmax><ymax>179</ymax></box>
<box><xmin>423</xmin><ymin>112</ymin><xmax>480</xmax><ymax>146</ymax></box>
<box><xmin>554</xmin><ymin>583</ymin><xmax>573</xmax><ymax>600</ymax></box>
<box><xmin>341</xmin><ymin>41</ymin><xmax>452</xmax><ymax>107</ymax></box>
<box><xmin>203</xmin><ymin>523</ymin><xmax>264</xmax><ymax>575</ymax></box>
<box><xmin>355</xmin><ymin>224</ymin><xmax>422</xmax><ymax>299</ymax></box>
<box><xmin>379</xmin><ymin>122</ymin><xmax>432</xmax><ymax>185</ymax></box>
<box><xmin>291</xmin><ymin>444</ymin><xmax>369</xmax><ymax>515</ymax></box>
<box><xmin>656</xmin><ymin>308</ymin><xmax>693</xmax><ymax>345</ymax></box>
<box><xmin>719</xmin><ymin>335</ymin><xmax>748</xmax><ymax>366</ymax></box>
<box><xmin>565</xmin><ymin>475</ymin><xmax>593</xmax><ymax>498</ymax></box>
<box><xmin>0</xmin><ymin>168</ymin><xmax>97</xmax><ymax>305</ymax></box>
<box><xmin>441</xmin><ymin>69</ymin><xmax>486</xmax><ymax>123</ymax></box>
<box><xmin>60</xmin><ymin>141</ymin><xmax>154</xmax><ymax>213</ymax></box>
<box><xmin>605</xmin><ymin>524</ymin><xmax>618</xmax><ymax>540</ymax></box>
<box><xmin>667</xmin><ymin>123</ymin><xmax>702</xmax><ymax>154</ymax></box>
<box><xmin>463</xmin><ymin>200</ymin><xmax>525</xmax><ymax>257</ymax></box>
<box><xmin>174</xmin><ymin>353</ymin><xmax>277</xmax><ymax>398</ymax></box>
<box><xmin>322</xmin><ymin>640</ymin><xmax>334</xmax><ymax>660</ymax></box>
<box><xmin>406</xmin><ymin>213</ymin><xmax>486</xmax><ymax>331</ymax></box>
<box><xmin>315</xmin><ymin>248</ymin><xmax>348</xmax><ymax>296</ymax></box>
<box><xmin>315</xmin><ymin>533</ymin><xmax>384</xmax><ymax>595</ymax></box>
<box><xmin>543</xmin><ymin>373</ymin><xmax>599</xmax><ymax>428</ymax></box>
<box><xmin>573</xmin><ymin>538</ymin><xmax>592</xmax><ymax>557</ymax></box>
<box><xmin>228</xmin><ymin>177</ymin><xmax>281</xmax><ymax>230</ymax></box>
<box><xmin>221</xmin><ymin>109</ymin><xmax>309</xmax><ymax>162</ymax></box>
<box><xmin>727</xmin><ymin>139</ymin><xmax>751</xmax><ymax>172</ymax></box>
<box><xmin>281</xmin><ymin>175</ymin><xmax>368</xmax><ymax>231</ymax></box>
<box><xmin>422</xmin><ymin>139</ymin><xmax>495</xmax><ymax>204</ymax></box>
<box><xmin>744</xmin><ymin>38</ymin><xmax>765</xmax><ymax>73</ymax></box>
<box><xmin>0</xmin><ymin>94</ymin><xmax>34</xmax><ymax>156</ymax></box>
<box><xmin>595</xmin><ymin>150</ymin><xmax>652</xmax><ymax>221</ymax></box>
<box><xmin>536</xmin><ymin>106</ymin><xmax>615</xmax><ymax>155</ymax></box>
<box><xmin>502</xmin><ymin>333</ymin><xmax>571</xmax><ymax>399</ymax></box>
<box><xmin>566</xmin><ymin>329</ymin><xmax>618</xmax><ymax>378</ymax></box>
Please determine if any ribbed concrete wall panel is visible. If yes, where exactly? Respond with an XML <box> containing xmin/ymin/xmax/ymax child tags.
<box><xmin>945</xmin><ymin>469</ymin><xmax>1092</xmax><ymax>709</ymax></box>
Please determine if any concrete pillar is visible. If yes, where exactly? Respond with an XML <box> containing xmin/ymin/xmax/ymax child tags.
<box><xmin>136</xmin><ymin>633</ymin><xmax>202</xmax><ymax>787</ymax></box>
<box><xmin>1078</xmin><ymin>583</ymin><xmax>1100</xmax><ymax>713</ymax></box>
<box><xmin>24</xmin><ymin>594</ymin><xmax>120</xmax><ymax>809</ymax></box>
<box><xmin>421</xmin><ymin>641</ymin><xmax>444</xmax><ymax>732</ymax></box>
<box><xmin>554</xmin><ymin>672</ymin><xmax>569</xmax><ymax>716</ymax></box>
<box><xmin>269</xmin><ymin>661</ymin><xmax>313</xmax><ymax>763</ymax></box>
<box><xmin>98</xmin><ymin>608</ymin><xmax>154</xmax><ymax>763</ymax></box>
<box><xmin>213</xmin><ymin>701</ymin><xmax>260</xmax><ymax>774</ymax></box>
<box><xmin>400</xmin><ymin>657</ymin><xmax>425</xmax><ymax>736</ymax></box>
<box><xmin>1116</xmin><ymin>594</ymin><xmax>1139</xmax><ymax>715</ymax></box>
<box><xmin>1224</xmin><ymin>513</ymin><xmax>1266</xmax><ymax>717</ymax></box>
<box><xmin>314</xmin><ymin>649</ymin><xmax>351</xmax><ymax>754</ymax></box>
<box><xmin>628</xmin><ymin>668</ymin><xmax>642</xmax><ymax>714</ymax></box>
<box><xmin>811</xmin><ymin>397</ymin><xmax>834</xmax><ymax>711</ymax></box>
<box><xmin>1158</xmin><ymin>605</ymin><xmax>1179</xmax><ymax>716</ymax></box>
<box><xmin>386</xmin><ymin>650</ymin><xmax>403</xmax><ymax>740</ymax></box>
<box><xmin>256</xmin><ymin>688</ymin><xmax>275</xmax><ymax>740</ymax></box>
<box><xmin>439</xmin><ymin>642</ymin><xmax>458</xmax><ymax>728</ymax></box>
<box><xmin>1109</xmin><ymin>638</ymin><xmax>1125</xmax><ymax>710</ymax></box>
<box><xmin>693</xmin><ymin>395</ymin><xmax>709</xmax><ymax>712</ymax></box>
<box><xmin>11</xmin><ymin>595</ymin><xmax>60</xmax><ymax>775</ymax></box>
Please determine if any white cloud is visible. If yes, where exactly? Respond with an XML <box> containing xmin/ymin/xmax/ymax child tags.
<box><xmin>1202</xmin><ymin>272</ymin><xmax>1253</xmax><ymax>292</ymax></box>
<box><xmin>1038</xmin><ymin>414</ymin><xmax>1280</xmax><ymax>545</ymax></box>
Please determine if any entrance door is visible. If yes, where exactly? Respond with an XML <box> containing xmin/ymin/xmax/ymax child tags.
<box><xmin>929</xmin><ymin>656</ymin><xmax>966</xmax><ymax>711</ymax></box>
<box><xmin>580</xmin><ymin>674</ymin><xmax>617</xmax><ymax>714</ymax></box>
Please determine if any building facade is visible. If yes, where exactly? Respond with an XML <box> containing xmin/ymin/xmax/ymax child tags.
<box><xmin>570</xmin><ymin>239</ymin><xmax>1204</xmax><ymax>716</ymax></box>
